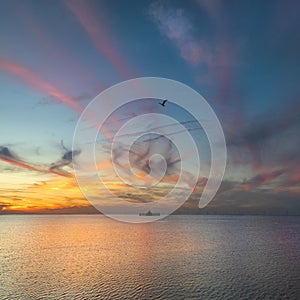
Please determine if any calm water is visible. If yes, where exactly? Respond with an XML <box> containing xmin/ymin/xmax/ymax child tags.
<box><xmin>0</xmin><ymin>215</ymin><xmax>299</xmax><ymax>300</ymax></box>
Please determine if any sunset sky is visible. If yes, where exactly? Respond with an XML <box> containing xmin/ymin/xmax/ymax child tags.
<box><xmin>0</xmin><ymin>0</ymin><xmax>299</xmax><ymax>214</ymax></box>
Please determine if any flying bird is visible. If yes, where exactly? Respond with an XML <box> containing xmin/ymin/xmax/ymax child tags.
<box><xmin>159</xmin><ymin>99</ymin><xmax>167</xmax><ymax>107</ymax></box>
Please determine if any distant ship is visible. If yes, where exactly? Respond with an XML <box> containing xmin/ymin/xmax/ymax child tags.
<box><xmin>139</xmin><ymin>210</ymin><xmax>160</xmax><ymax>216</ymax></box>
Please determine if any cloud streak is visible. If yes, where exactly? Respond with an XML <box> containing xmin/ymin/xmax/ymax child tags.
<box><xmin>243</xmin><ymin>169</ymin><xmax>285</xmax><ymax>192</ymax></box>
<box><xmin>64</xmin><ymin>0</ymin><xmax>136</xmax><ymax>78</ymax></box>
<box><xmin>148</xmin><ymin>2</ymin><xmax>212</xmax><ymax>67</ymax></box>
<box><xmin>228</xmin><ymin>97</ymin><xmax>300</xmax><ymax>171</ymax></box>
<box><xmin>0</xmin><ymin>59</ymin><xmax>84</xmax><ymax>112</ymax></box>
<box><xmin>108</xmin><ymin>134</ymin><xmax>198</xmax><ymax>189</ymax></box>
<box><xmin>0</xmin><ymin>145</ymin><xmax>80</xmax><ymax>178</ymax></box>
<box><xmin>148</xmin><ymin>0</ymin><xmax>242</xmax><ymax>134</ymax></box>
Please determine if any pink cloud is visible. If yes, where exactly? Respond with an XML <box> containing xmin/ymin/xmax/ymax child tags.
<box><xmin>244</xmin><ymin>169</ymin><xmax>285</xmax><ymax>191</ymax></box>
<box><xmin>18</xmin><ymin>5</ymin><xmax>104</xmax><ymax>93</ymax></box>
<box><xmin>0</xmin><ymin>59</ymin><xmax>84</xmax><ymax>112</ymax></box>
<box><xmin>64</xmin><ymin>0</ymin><xmax>136</xmax><ymax>79</ymax></box>
<box><xmin>149</xmin><ymin>1</ymin><xmax>243</xmax><ymax>135</ymax></box>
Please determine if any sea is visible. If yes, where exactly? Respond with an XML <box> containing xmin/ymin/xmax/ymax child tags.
<box><xmin>0</xmin><ymin>215</ymin><xmax>299</xmax><ymax>300</ymax></box>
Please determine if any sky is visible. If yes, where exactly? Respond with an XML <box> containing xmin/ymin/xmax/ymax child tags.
<box><xmin>0</xmin><ymin>0</ymin><xmax>299</xmax><ymax>215</ymax></box>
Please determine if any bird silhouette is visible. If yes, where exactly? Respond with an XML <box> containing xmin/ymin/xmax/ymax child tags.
<box><xmin>159</xmin><ymin>99</ymin><xmax>167</xmax><ymax>107</ymax></box>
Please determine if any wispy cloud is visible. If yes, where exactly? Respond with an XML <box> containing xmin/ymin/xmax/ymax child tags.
<box><xmin>105</xmin><ymin>133</ymin><xmax>198</xmax><ymax>189</ymax></box>
<box><xmin>243</xmin><ymin>169</ymin><xmax>285</xmax><ymax>192</ymax></box>
<box><xmin>0</xmin><ymin>146</ymin><xmax>46</xmax><ymax>173</ymax></box>
<box><xmin>64</xmin><ymin>0</ymin><xmax>136</xmax><ymax>78</ymax></box>
<box><xmin>148</xmin><ymin>0</ymin><xmax>242</xmax><ymax>133</ymax></box>
<box><xmin>0</xmin><ymin>175</ymin><xmax>88</xmax><ymax>213</ymax></box>
<box><xmin>0</xmin><ymin>145</ymin><xmax>80</xmax><ymax>178</ymax></box>
<box><xmin>0</xmin><ymin>59</ymin><xmax>84</xmax><ymax>112</ymax></box>
<box><xmin>17</xmin><ymin>3</ymin><xmax>104</xmax><ymax>93</ymax></box>
<box><xmin>228</xmin><ymin>97</ymin><xmax>300</xmax><ymax>171</ymax></box>
<box><xmin>148</xmin><ymin>2</ymin><xmax>212</xmax><ymax>67</ymax></box>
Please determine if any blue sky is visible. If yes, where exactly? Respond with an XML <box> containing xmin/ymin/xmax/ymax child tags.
<box><xmin>0</xmin><ymin>0</ymin><xmax>299</xmax><ymax>214</ymax></box>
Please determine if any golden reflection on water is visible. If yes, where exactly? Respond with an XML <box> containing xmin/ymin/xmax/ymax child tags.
<box><xmin>1</xmin><ymin>215</ymin><xmax>299</xmax><ymax>299</ymax></box>
<box><xmin>0</xmin><ymin>215</ymin><xmax>211</xmax><ymax>299</ymax></box>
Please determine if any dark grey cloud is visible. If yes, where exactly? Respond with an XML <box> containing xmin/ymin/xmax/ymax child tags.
<box><xmin>50</xmin><ymin>149</ymin><xmax>81</xmax><ymax>177</ymax></box>
<box><xmin>109</xmin><ymin>134</ymin><xmax>184</xmax><ymax>187</ymax></box>
<box><xmin>182</xmin><ymin>179</ymin><xmax>300</xmax><ymax>215</ymax></box>
<box><xmin>227</xmin><ymin>98</ymin><xmax>300</xmax><ymax>169</ymax></box>
<box><xmin>0</xmin><ymin>143</ymin><xmax>80</xmax><ymax>177</ymax></box>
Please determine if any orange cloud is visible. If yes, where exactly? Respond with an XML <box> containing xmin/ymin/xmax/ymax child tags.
<box><xmin>0</xmin><ymin>176</ymin><xmax>89</xmax><ymax>213</ymax></box>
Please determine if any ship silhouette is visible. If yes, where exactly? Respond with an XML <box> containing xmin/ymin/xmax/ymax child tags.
<box><xmin>139</xmin><ymin>210</ymin><xmax>160</xmax><ymax>216</ymax></box>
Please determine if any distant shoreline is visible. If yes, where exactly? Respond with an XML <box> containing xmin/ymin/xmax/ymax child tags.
<box><xmin>1</xmin><ymin>212</ymin><xmax>299</xmax><ymax>216</ymax></box>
